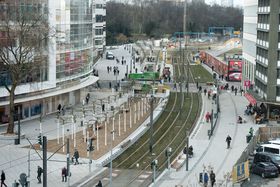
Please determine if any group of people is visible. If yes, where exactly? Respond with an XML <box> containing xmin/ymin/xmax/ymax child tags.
<box><xmin>107</xmin><ymin>66</ymin><xmax>120</xmax><ymax>76</ymax></box>
<box><xmin>201</xmin><ymin>170</ymin><xmax>216</xmax><ymax>187</ymax></box>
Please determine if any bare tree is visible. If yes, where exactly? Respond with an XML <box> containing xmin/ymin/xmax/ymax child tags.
<box><xmin>0</xmin><ymin>1</ymin><xmax>52</xmax><ymax>133</ymax></box>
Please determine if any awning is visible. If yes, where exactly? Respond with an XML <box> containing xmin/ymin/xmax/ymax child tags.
<box><xmin>244</xmin><ymin>93</ymin><xmax>257</xmax><ymax>105</ymax></box>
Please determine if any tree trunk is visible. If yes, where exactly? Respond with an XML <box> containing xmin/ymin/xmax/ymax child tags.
<box><xmin>7</xmin><ymin>86</ymin><xmax>16</xmax><ymax>134</ymax></box>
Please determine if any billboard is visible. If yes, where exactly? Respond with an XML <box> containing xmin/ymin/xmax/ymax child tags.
<box><xmin>232</xmin><ymin>160</ymin><xmax>250</xmax><ymax>183</ymax></box>
<box><xmin>228</xmin><ymin>60</ymin><xmax>242</xmax><ymax>72</ymax></box>
<box><xmin>228</xmin><ymin>60</ymin><xmax>242</xmax><ymax>81</ymax></box>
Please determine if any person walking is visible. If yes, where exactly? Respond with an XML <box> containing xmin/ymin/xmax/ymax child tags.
<box><xmin>109</xmin><ymin>82</ymin><xmax>112</xmax><ymax>89</ymax></box>
<box><xmin>204</xmin><ymin>88</ymin><xmax>207</xmax><ymax>96</ymax></box>
<box><xmin>210</xmin><ymin>170</ymin><xmax>216</xmax><ymax>187</ymax></box>
<box><xmin>86</xmin><ymin>93</ymin><xmax>90</xmax><ymax>104</ymax></box>
<box><xmin>96</xmin><ymin>180</ymin><xmax>103</xmax><ymax>187</ymax></box>
<box><xmin>226</xmin><ymin>135</ymin><xmax>232</xmax><ymax>149</ymax></box>
<box><xmin>61</xmin><ymin>167</ymin><xmax>67</xmax><ymax>182</ymax></box>
<box><xmin>73</xmin><ymin>149</ymin><xmax>79</xmax><ymax>165</ymax></box>
<box><xmin>1</xmin><ymin>171</ymin><xmax>7</xmax><ymax>187</ymax></box>
<box><xmin>203</xmin><ymin>172</ymin><xmax>209</xmax><ymax>187</ymax></box>
<box><xmin>57</xmin><ymin>104</ymin><xmax>62</xmax><ymax>114</ymax></box>
<box><xmin>234</xmin><ymin>87</ymin><xmax>238</xmax><ymax>96</ymax></box>
<box><xmin>37</xmin><ymin>166</ymin><xmax>43</xmax><ymax>183</ymax></box>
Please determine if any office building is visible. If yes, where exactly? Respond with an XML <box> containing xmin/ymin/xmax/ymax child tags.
<box><xmin>242</xmin><ymin>0</ymin><xmax>258</xmax><ymax>90</ymax></box>
<box><xmin>0</xmin><ymin>0</ymin><xmax>105</xmax><ymax>124</ymax></box>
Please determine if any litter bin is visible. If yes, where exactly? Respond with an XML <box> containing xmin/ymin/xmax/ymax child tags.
<box><xmin>14</xmin><ymin>138</ymin><xmax>20</xmax><ymax>145</ymax></box>
<box><xmin>246</xmin><ymin>134</ymin><xmax>252</xmax><ymax>143</ymax></box>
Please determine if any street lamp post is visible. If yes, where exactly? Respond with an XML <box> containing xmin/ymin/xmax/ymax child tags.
<box><xmin>151</xmin><ymin>159</ymin><xmax>158</xmax><ymax>185</ymax></box>
<box><xmin>109</xmin><ymin>130</ymin><xmax>115</xmax><ymax>187</ymax></box>
<box><xmin>166</xmin><ymin>147</ymin><xmax>172</xmax><ymax>170</ymax></box>
<box><xmin>186</xmin><ymin>131</ymin><xmax>189</xmax><ymax>171</ymax></box>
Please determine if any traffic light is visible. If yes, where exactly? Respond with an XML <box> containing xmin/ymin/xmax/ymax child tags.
<box><xmin>38</xmin><ymin>134</ymin><xmax>42</xmax><ymax>145</ymax></box>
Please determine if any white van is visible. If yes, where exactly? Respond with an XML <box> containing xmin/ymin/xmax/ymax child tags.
<box><xmin>268</xmin><ymin>139</ymin><xmax>280</xmax><ymax>145</ymax></box>
<box><xmin>106</xmin><ymin>52</ymin><xmax>114</xmax><ymax>60</ymax></box>
<box><xmin>256</xmin><ymin>144</ymin><xmax>280</xmax><ymax>155</ymax></box>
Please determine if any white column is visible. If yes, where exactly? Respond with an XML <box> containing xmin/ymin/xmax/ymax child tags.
<box><xmin>62</xmin><ymin>125</ymin><xmax>65</xmax><ymax>152</ymax></box>
<box><xmin>105</xmin><ymin>120</ymin><xmax>107</xmax><ymax>146</ymax></box>
<box><xmin>71</xmin><ymin>116</ymin><xmax>74</xmax><ymax>139</ymax></box>
<box><xmin>113</xmin><ymin>117</ymin><xmax>115</xmax><ymax>141</ymax></box>
<box><xmin>74</xmin><ymin>122</ymin><xmax>76</xmax><ymax>148</ymax></box>
<box><xmin>39</xmin><ymin>122</ymin><xmax>42</xmax><ymax>134</ymax></box>
<box><xmin>134</xmin><ymin>103</ymin><xmax>137</xmax><ymax>124</ymax></box>
<box><xmin>129</xmin><ymin>107</ymin><xmax>132</xmax><ymax>128</ymax></box>
<box><xmin>138</xmin><ymin>101</ymin><xmax>141</xmax><ymax>121</ymax></box>
<box><xmin>86</xmin><ymin>131</ymin><xmax>89</xmax><ymax>157</ymax></box>
<box><xmin>96</xmin><ymin>124</ymin><xmax>99</xmax><ymax>151</ymax></box>
<box><xmin>118</xmin><ymin>113</ymin><xmax>121</xmax><ymax>136</ymax></box>
<box><xmin>141</xmin><ymin>98</ymin><xmax>144</xmax><ymax>117</ymax></box>
<box><xmin>57</xmin><ymin>120</ymin><xmax>60</xmax><ymax>144</ymax></box>
<box><xmin>124</xmin><ymin>110</ymin><xmax>126</xmax><ymax>132</ymax></box>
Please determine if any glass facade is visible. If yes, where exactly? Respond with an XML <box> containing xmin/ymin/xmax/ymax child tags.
<box><xmin>55</xmin><ymin>0</ymin><xmax>95</xmax><ymax>81</ymax></box>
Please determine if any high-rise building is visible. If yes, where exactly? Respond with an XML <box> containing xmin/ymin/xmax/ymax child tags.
<box><xmin>0</xmin><ymin>0</ymin><xmax>105</xmax><ymax>124</ymax></box>
<box><xmin>242</xmin><ymin>0</ymin><xmax>258</xmax><ymax>90</ymax></box>
<box><xmin>254</xmin><ymin>0</ymin><xmax>280</xmax><ymax>105</ymax></box>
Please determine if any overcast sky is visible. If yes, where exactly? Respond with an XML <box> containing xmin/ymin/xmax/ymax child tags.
<box><xmin>205</xmin><ymin>0</ymin><xmax>243</xmax><ymax>7</ymax></box>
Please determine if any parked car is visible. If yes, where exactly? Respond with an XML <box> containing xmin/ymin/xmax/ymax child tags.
<box><xmin>254</xmin><ymin>152</ymin><xmax>280</xmax><ymax>171</ymax></box>
<box><xmin>106</xmin><ymin>52</ymin><xmax>114</xmax><ymax>60</ymax></box>
<box><xmin>251</xmin><ymin>162</ymin><xmax>279</xmax><ymax>178</ymax></box>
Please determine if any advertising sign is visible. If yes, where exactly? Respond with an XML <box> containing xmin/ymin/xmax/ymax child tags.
<box><xmin>244</xmin><ymin>80</ymin><xmax>251</xmax><ymax>88</ymax></box>
<box><xmin>228</xmin><ymin>72</ymin><xmax>242</xmax><ymax>81</ymax></box>
<box><xmin>232</xmin><ymin>160</ymin><xmax>250</xmax><ymax>183</ymax></box>
<box><xmin>229</xmin><ymin>60</ymin><xmax>242</xmax><ymax>72</ymax></box>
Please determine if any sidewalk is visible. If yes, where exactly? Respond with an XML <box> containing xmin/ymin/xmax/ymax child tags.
<box><xmin>0</xmin><ymin>44</ymin><xmax>144</xmax><ymax>187</ymax></box>
<box><xmin>155</xmin><ymin>87</ymin><xmax>259</xmax><ymax>186</ymax></box>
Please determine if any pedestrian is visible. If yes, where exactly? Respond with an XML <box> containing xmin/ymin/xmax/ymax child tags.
<box><xmin>234</xmin><ymin>87</ymin><xmax>237</xmax><ymax>96</ymax></box>
<box><xmin>107</xmin><ymin>66</ymin><xmax>109</xmax><ymax>73</ymax></box>
<box><xmin>73</xmin><ymin>149</ymin><xmax>79</xmax><ymax>165</ymax></box>
<box><xmin>1</xmin><ymin>171</ymin><xmax>7</xmax><ymax>187</ymax></box>
<box><xmin>86</xmin><ymin>93</ymin><xmax>90</xmax><ymax>104</ymax></box>
<box><xmin>226</xmin><ymin>135</ymin><xmax>232</xmax><ymax>149</ymax></box>
<box><xmin>96</xmin><ymin>180</ymin><xmax>103</xmax><ymax>187</ymax></box>
<box><xmin>210</xmin><ymin>170</ymin><xmax>216</xmax><ymax>187</ymax></box>
<box><xmin>231</xmin><ymin>85</ymin><xmax>234</xmax><ymax>92</ymax></box>
<box><xmin>117</xmin><ymin>69</ymin><xmax>120</xmax><ymax>75</ymax></box>
<box><xmin>205</xmin><ymin>112</ymin><xmax>210</xmax><ymax>123</ymax></box>
<box><xmin>62</xmin><ymin>167</ymin><xmax>67</xmax><ymax>182</ymax></box>
<box><xmin>135</xmin><ymin>68</ymin><xmax>138</xmax><ymax>73</ymax></box>
<box><xmin>62</xmin><ymin>105</ymin><xmax>65</xmax><ymax>116</ymax></box>
<box><xmin>203</xmin><ymin>172</ymin><xmax>209</xmax><ymax>187</ymax></box>
<box><xmin>173</xmin><ymin>82</ymin><xmax>177</xmax><ymax>90</ymax></box>
<box><xmin>196</xmin><ymin>81</ymin><xmax>199</xmax><ymax>89</ymax></box>
<box><xmin>204</xmin><ymin>88</ymin><xmax>207</xmax><ymax>96</ymax></box>
<box><xmin>240</xmin><ymin>88</ymin><xmax>244</xmax><ymax>96</ymax></box>
<box><xmin>37</xmin><ymin>166</ymin><xmax>43</xmax><ymax>183</ymax></box>
<box><xmin>109</xmin><ymin>82</ymin><xmax>112</xmax><ymax>89</ymax></box>
<box><xmin>207</xmin><ymin>90</ymin><xmax>211</xmax><ymax>99</ymax></box>
<box><xmin>199</xmin><ymin>86</ymin><xmax>202</xmax><ymax>92</ymax></box>
<box><xmin>102</xmin><ymin>104</ymin><xmax>105</xmax><ymax>112</ymax></box>
<box><xmin>57</xmin><ymin>104</ymin><xmax>62</xmax><ymax>113</ymax></box>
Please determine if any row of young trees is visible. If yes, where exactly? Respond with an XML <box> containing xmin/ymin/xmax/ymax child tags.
<box><xmin>106</xmin><ymin>1</ymin><xmax>243</xmax><ymax>44</ymax></box>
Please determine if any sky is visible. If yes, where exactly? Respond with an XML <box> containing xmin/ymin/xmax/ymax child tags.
<box><xmin>206</xmin><ymin>0</ymin><xmax>243</xmax><ymax>7</ymax></box>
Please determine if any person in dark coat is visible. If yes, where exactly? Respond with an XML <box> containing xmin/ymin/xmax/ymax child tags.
<box><xmin>62</xmin><ymin>167</ymin><xmax>67</xmax><ymax>182</ymax></box>
<box><xmin>73</xmin><ymin>149</ymin><xmax>79</xmax><ymax>165</ymax></box>
<box><xmin>210</xmin><ymin>170</ymin><xmax>216</xmax><ymax>187</ymax></box>
<box><xmin>96</xmin><ymin>180</ymin><xmax>103</xmax><ymax>187</ymax></box>
<box><xmin>57</xmin><ymin>104</ymin><xmax>62</xmax><ymax>113</ymax></box>
<box><xmin>37</xmin><ymin>166</ymin><xmax>43</xmax><ymax>183</ymax></box>
<box><xmin>234</xmin><ymin>87</ymin><xmax>238</xmax><ymax>96</ymax></box>
<box><xmin>1</xmin><ymin>170</ymin><xmax>7</xmax><ymax>187</ymax></box>
<box><xmin>226</xmin><ymin>135</ymin><xmax>232</xmax><ymax>149</ymax></box>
